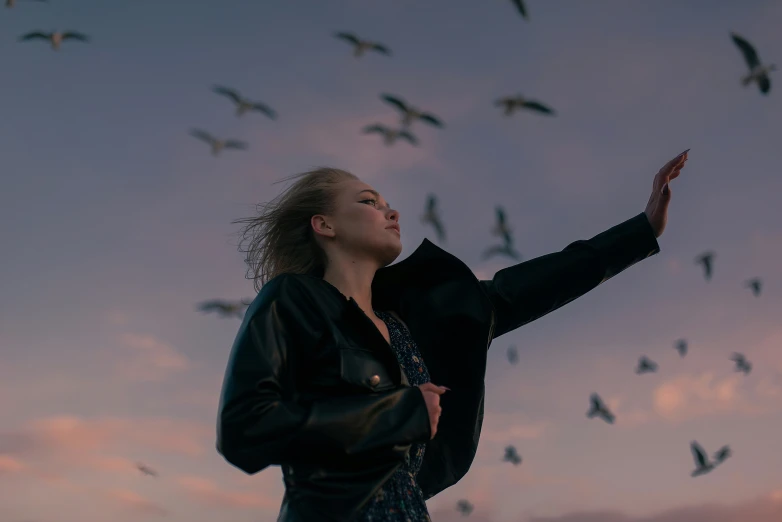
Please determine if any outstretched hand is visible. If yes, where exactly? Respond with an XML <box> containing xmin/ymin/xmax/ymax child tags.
<box><xmin>645</xmin><ymin>149</ymin><xmax>689</xmax><ymax>238</ymax></box>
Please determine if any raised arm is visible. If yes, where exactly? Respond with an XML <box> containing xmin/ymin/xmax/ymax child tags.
<box><xmin>479</xmin><ymin>212</ymin><xmax>660</xmax><ymax>339</ymax></box>
<box><xmin>216</xmin><ymin>275</ymin><xmax>430</xmax><ymax>475</ymax></box>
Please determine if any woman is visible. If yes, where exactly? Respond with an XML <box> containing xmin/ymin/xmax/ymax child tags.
<box><xmin>216</xmin><ymin>150</ymin><xmax>689</xmax><ymax>521</ymax></box>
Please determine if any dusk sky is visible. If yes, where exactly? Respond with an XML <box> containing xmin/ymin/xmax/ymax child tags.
<box><xmin>1</xmin><ymin>1</ymin><xmax>781</xmax><ymax>521</ymax></box>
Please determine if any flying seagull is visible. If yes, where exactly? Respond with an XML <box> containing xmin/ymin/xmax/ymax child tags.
<box><xmin>690</xmin><ymin>440</ymin><xmax>716</xmax><ymax>477</ymax></box>
<box><xmin>189</xmin><ymin>129</ymin><xmax>248</xmax><ymax>156</ymax></box>
<box><xmin>334</xmin><ymin>32</ymin><xmax>391</xmax><ymax>58</ymax></box>
<box><xmin>744</xmin><ymin>277</ymin><xmax>762</xmax><ymax>297</ymax></box>
<box><xmin>420</xmin><ymin>194</ymin><xmax>446</xmax><ymax>243</ymax></box>
<box><xmin>730</xmin><ymin>352</ymin><xmax>752</xmax><ymax>375</ymax></box>
<box><xmin>586</xmin><ymin>393</ymin><xmax>615</xmax><ymax>424</ymax></box>
<box><xmin>456</xmin><ymin>499</ymin><xmax>474</xmax><ymax>516</ymax></box>
<box><xmin>674</xmin><ymin>338</ymin><xmax>688</xmax><ymax>357</ymax></box>
<box><xmin>197</xmin><ymin>299</ymin><xmax>251</xmax><ymax>319</ymax></box>
<box><xmin>695</xmin><ymin>251</ymin><xmax>715</xmax><ymax>281</ymax></box>
<box><xmin>511</xmin><ymin>0</ymin><xmax>528</xmax><ymax>20</ymax></box>
<box><xmin>635</xmin><ymin>356</ymin><xmax>658</xmax><ymax>374</ymax></box>
<box><xmin>380</xmin><ymin>93</ymin><xmax>444</xmax><ymax>128</ymax></box>
<box><xmin>136</xmin><ymin>462</ymin><xmax>158</xmax><ymax>477</ymax></box>
<box><xmin>713</xmin><ymin>445</ymin><xmax>732</xmax><ymax>465</ymax></box>
<box><xmin>6</xmin><ymin>0</ymin><xmax>48</xmax><ymax>8</ymax></box>
<box><xmin>212</xmin><ymin>86</ymin><xmax>276</xmax><ymax>119</ymax></box>
<box><xmin>495</xmin><ymin>95</ymin><xmax>554</xmax><ymax>116</ymax></box>
<box><xmin>503</xmin><ymin>445</ymin><xmax>522</xmax><ymax>465</ymax></box>
<box><xmin>362</xmin><ymin>123</ymin><xmax>418</xmax><ymax>147</ymax></box>
<box><xmin>731</xmin><ymin>32</ymin><xmax>775</xmax><ymax>95</ymax></box>
<box><xmin>19</xmin><ymin>30</ymin><xmax>88</xmax><ymax>50</ymax></box>
<box><xmin>506</xmin><ymin>345</ymin><xmax>518</xmax><ymax>365</ymax></box>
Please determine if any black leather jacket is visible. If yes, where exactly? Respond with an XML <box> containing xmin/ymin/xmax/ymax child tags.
<box><xmin>216</xmin><ymin>212</ymin><xmax>660</xmax><ymax>521</ymax></box>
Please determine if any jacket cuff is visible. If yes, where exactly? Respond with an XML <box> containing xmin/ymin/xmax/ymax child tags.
<box><xmin>590</xmin><ymin>212</ymin><xmax>661</xmax><ymax>279</ymax></box>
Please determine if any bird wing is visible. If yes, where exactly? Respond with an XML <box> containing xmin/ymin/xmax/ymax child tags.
<box><xmin>512</xmin><ymin>0</ymin><xmax>528</xmax><ymax>19</ymax></box>
<box><xmin>371</xmin><ymin>43</ymin><xmax>391</xmax><ymax>55</ymax></box>
<box><xmin>335</xmin><ymin>32</ymin><xmax>360</xmax><ymax>45</ymax></box>
<box><xmin>731</xmin><ymin>32</ymin><xmax>761</xmax><ymax>69</ymax></box>
<box><xmin>224</xmin><ymin>140</ymin><xmax>248</xmax><ymax>149</ymax></box>
<box><xmin>758</xmin><ymin>74</ymin><xmax>771</xmax><ymax>94</ymax></box>
<box><xmin>381</xmin><ymin>94</ymin><xmax>409</xmax><ymax>113</ymax></box>
<box><xmin>189</xmin><ymin>129</ymin><xmax>216</xmax><ymax>144</ymax></box>
<box><xmin>19</xmin><ymin>31</ymin><xmax>49</xmax><ymax>40</ymax></box>
<box><xmin>398</xmin><ymin>130</ymin><xmax>418</xmax><ymax>145</ymax></box>
<box><xmin>62</xmin><ymin>32</ymin><xmax>89</xmax><ymax>41</ymax></box>
<box><xmin>363</xmin><ymin>124</ymin><xmax>386</xmax><ymax>134</ymax></box>
<box><xmin>213</xmin><ymin>85</ymin><xmax>242</xmax><ymax>104</ymax></box>
<box><xmin>431</xmin><ymin>218</ymin><xmax>446</xmax><ymax>241</ymax></box>
<box><xmin>691</xmin><ymin>441</ymin><xmax>708</xmax><ymax>467</ymax></box>
<box><xmin>419</xmin><ymin>113</ymin><xmax>444</xmax><ymax>127</ymax></box>
<box><xmin>252</xmin><ymin>103</ymin><xmax>277</xmax><ymax>119</ymax></box>
<box><xmin>523</xmin><ymin>100</ymin><xmax>555</xmax><ymax>114</ymax></box>
<box><xmin>425</xmin><ymin>194</ymin><xmax>437</xmax><ymax>211</ymax></box>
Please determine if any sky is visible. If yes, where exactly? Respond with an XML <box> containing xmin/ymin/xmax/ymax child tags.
<box><xmin>1</xmin><ymin>0</ymin><xmax>781</xmax><ymax>521</ymax></box>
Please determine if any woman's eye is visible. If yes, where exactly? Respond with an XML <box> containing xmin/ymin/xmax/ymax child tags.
<box><xmin>362</xmin><ymin>199</ymin><xmax>378</xmax><ymax>206</ymax></box>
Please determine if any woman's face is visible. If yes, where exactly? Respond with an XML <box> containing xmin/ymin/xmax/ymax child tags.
<box><xmin>314</xmin><ymin>178</ymin><xmax>402</xmax><ymax>266</ymax></box>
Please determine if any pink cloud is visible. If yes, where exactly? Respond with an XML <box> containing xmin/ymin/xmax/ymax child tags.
<box><xmin>104</xmin><ymin>488</ymin><xmax>169</xmax><ymax>516</ymax></box>
<box><xmin>0</xmin><ymin>415</ymin><xmax>213</xmax><ymax>478</ymax></box>
<box><xmin>175</xmin><ymin>474</ymin><xmax>280</xmax><ymax>510</ymax></box>
<box><xmin>116</xmin><ymin>332</ymin><xmax>190</xmax><ymax>382</ymax></box>
<box><xmin>527</xmin><ymin>490</ymin><xmax>782</xmax><ymax>522</ymax></box>
<box><xmin>0</xmin><ymin>454</ymin><xmax>26</xmax><ymax>474</ymax></box>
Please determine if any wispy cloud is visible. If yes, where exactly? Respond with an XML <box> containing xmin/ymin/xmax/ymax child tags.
<box><xmin>175</xmin><ymin>474</ymin><xmax>280</xmax><ymax>510</ymax></box>
<box><xmin>0</xmin><ymin>415</ymin><xmax>213</xmax><ymax>472</ymax></box>
<box><xmin>116</xmin><ymin>333</ymin><xmax>191</xmax><ymax>382</ymax></box>
<box><xmin>104</xmin><ymin>488</ymin><xmax>169</xmax><ymax>516</ymax></box>
<box><xmin>527</xmin><ymin>490</ymin><xmax>782</xmax><ymax>522</ymax></box>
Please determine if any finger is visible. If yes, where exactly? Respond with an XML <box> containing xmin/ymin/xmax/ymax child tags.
<box><xmin>660</xmin><ymin>149</ymin><xmax>689</xmax><ymax>175</ymax></box>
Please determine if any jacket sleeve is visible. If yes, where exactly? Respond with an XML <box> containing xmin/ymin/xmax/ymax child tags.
<box><xmin>215</xmin><ymin>275</ymin><xmax>431</xmax><ymax>475</ymax></box>
<box><xmin>480</xmin><ymin>212</ymin><xmax>661</xmax><ymax>339</ymax></box>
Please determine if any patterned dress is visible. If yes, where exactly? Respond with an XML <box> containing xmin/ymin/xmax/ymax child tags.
<box><xmin>354</xmin><ymin>310</ymin><xmax>432</xmax><ymax>522</ymax></box>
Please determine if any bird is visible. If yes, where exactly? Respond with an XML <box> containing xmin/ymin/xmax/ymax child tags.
<box><xmin>491</xmin><ymin>206</ymin><xmax>513</xmax><ymax>245</ymax></box>
<box><xmin>635</xmin><ymin>355</ymin><xmax>658</xmax><ymax>374</ymax></box>
<box><xmin>334</xmin><ymin>32</ymin><xmax>391</xmax><ymax>58</ymax></box>
<box><xmin>212</xmin><ymin>86</ymin><xmax>276</xmax><ymax>119</ymax></box>
<box><xmin>136</xmin><ymin>462</ymin><xmax>158</xmax><ymax>477</ymax></box>
<box><xmin>380</xmin><ymin>94</ymin><xmax>444</xmax><ymax>128</ymax></box>
<box><xmin>362</xmin><ymin>124</ymin><xmax>418</xmax><ymax>147</ymax></box>
<box><xmin>19</xmin><ymin>30</ymin><xmax>88</xmax><ymax>50</ymax></box>
<box><xmin>694</xmin><ymin>251</ymin><xmax>715</xmax><ymax>281</ymax></box>
<box><xmin>456</xmin><ymin>499</ymin><xmax>474</xmax><ymax>516</ymax></box>
<box><xmin>506</xmin><ymin>345</ymin><xmax>518</xmax><ymax>365</ymax></box>
<box><xmin>6</xmin><ymin>0</ymin><xmax>48</xmax><ymax>8</ymax></box>
<box><xmin>586</xmin><ymin>393</ymin><xmax>615</xmax><ymax>424</ymax></box>
<box><xmin>744</xmin><ymin>277</ymin><xmax>762</xmax><ymax>297</ymax></box>
<box><xmin>495</xmin><ymin>95</ymin><xmax>554</xmax><ymax>117</ymax></box>
<box><xmin>482</xmin><ymin>242</ymin><xmax>521</xmax><ymax>261</ymax></box>
<box><xmin>731</xmin><ymin>32</ymin><xmax>775</xmax><ymax>95</ymax></box>
<box><xmin>197</xmin><ymin>299</ymin><xmax>251</xmax><ymax>319</ymax></box>
<box><xmin>420</xmin><ymin>194</ymin><xmax>446</xmax><ymax>243</ymax></box>
<box><xmin>713</xmin><ymin>445</ymin><xmax>732</xmax><ymax>465</ymax></box>
<box><xmin>690</xmin><ymin>440</ymin><xmax>716</xmax><ymax>477</ymax></box>
<box><xmin>674</xmin><ymin>338</ymin><xmax>688</xmax><ymax>357</ymax></box>
<box><xmin>189</xmin><ymin>129</ymin><xmax>248</xmax><ymax>156</ymax></box>
<box><xmin>503</xmin><ymin>445</ymin><xmax>522</xmax><ymax>465</ymax></box>
<box><xmin>730</xmin><ymin>352</ymin><xmax>752</xmax><ymax>375</ymax></box>
<box><xmin>511</xmin><ymin>0</ymin><xmax>529</xmax><ymax>19</ymax></box>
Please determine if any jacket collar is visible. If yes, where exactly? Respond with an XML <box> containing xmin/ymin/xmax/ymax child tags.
<box><xmin>371</xmin><ymin>238</ymin><xmax>486</xmax><ymax>311</ymax></box>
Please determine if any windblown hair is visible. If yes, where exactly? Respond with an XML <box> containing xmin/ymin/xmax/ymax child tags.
<box><xmin>232</xmin><ymin>167</ymin><xmax>357</xmax><ymax>292</ymax></box>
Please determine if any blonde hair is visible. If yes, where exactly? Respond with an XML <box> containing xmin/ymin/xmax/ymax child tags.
<box><xmin>232</xmin><ymin>167</ymin><xmax>358</xmax><ymax>292</ymax></box>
